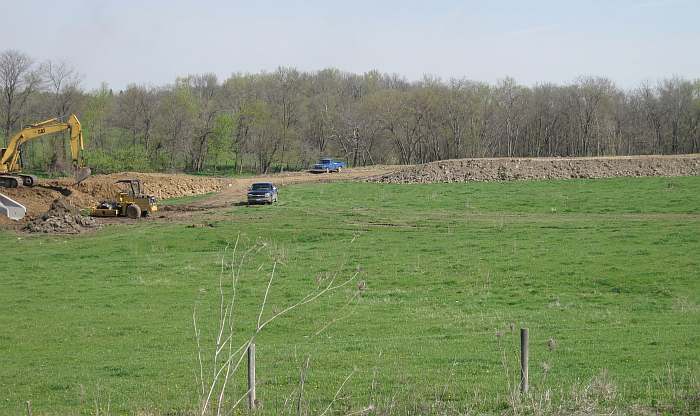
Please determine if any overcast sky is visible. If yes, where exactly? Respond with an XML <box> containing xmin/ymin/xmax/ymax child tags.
<box><xmin>2</xmin><ymin>0</ymin><xmax>698</xmax><ymax>90</ymax></box>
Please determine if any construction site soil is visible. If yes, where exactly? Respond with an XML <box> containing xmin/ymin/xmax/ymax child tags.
<box><xmin>1</xmin><ymin>172</ymin><xmax>225</xmax><ymax>219</ymax></box>
<box><xmin>0</xmin><ymin>167</ymin><xmax>393</xmax><ymax>231</ymax></box>
<box><xmin>370</xmin><ymin>154</ymin><xmax>700</xmax><ymax>183</ymax></box>
<box><xmin>23</xmin><ymin>198</ymin><xmax>99</xmax><ymax>234</ymax></box>
<box><xmin>1</xmin><ymin>155</ymin><xmax>698</xmax><ymax>233</ymax></box>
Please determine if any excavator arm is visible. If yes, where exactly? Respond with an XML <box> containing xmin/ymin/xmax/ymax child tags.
<box><xmin>0</xmin><ymin>114</ymin><xmax>90</xmax><ymax>187</ymax></box>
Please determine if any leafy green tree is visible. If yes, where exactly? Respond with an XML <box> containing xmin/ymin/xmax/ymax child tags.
<box><xmin>208</xmin><ymin>112</ymin><xmax>236</xmax><ymax>172</ymax></box>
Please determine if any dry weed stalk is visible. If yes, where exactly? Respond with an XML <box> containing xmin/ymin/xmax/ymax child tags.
<box><xmin>92</xmin><ymin>384</ymin><xmax>112</xmax><ymax>416</ymax></box>
<box><xmin>296</xmin><ymin>356</ymin><xmax>310</xmax><ymax>416</ymax></box>
<box><xmin>194</xmin><ymin>236</ymin><xmax>361</xmax><ymax>416</ymax></box>
<box><xmin>319</xmin><ymin>369</ymin><xmax>356</xmax><ymax>416</ymax></box>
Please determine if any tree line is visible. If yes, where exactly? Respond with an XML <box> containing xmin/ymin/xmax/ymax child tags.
<box><xmin>1</xmin><ymin>49</ymin><xmax>699</xmax><ymax>174</ymax></box>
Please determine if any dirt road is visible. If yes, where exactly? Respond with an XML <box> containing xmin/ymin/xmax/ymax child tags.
<box><xmin>0</xmin><ymin>166</ymin><xmax>397</xmax><ymax>230</ymax></box>
<box><xmin>163</xmin><ymin>166</ymin><xmax>397</xmax><ymax>212</ymax></box>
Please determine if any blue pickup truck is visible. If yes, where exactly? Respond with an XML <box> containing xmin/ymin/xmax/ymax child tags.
<box><xmin>309</xmin><ymin>158</ymin><xmax>346</xmax><ymax>173</ymax></box>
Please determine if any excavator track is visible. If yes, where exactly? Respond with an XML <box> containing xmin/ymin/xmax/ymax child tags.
<box><xmin>0</xmin><ymin>175</ymin><xmax>21</xmax><ymax>188</ymax></box>
<box><xmin>0</xmin><ymin>174</ymin><xmax>37</xmax><ymax>188</ymax></box>
<box><xmin>19</xmin><ymin>174</ymin><xmax>38</xmax><ymax>186</ymax></box>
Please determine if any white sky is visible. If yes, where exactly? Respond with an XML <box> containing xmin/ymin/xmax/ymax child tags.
<box><xmin>1</xmin><ymin>0</ymin><xmax>698</xmax><ymax>90</ymax></box>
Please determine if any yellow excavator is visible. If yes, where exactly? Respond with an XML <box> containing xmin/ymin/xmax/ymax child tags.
<box><xmin>0</xmin><ymin>114</ymin><xmax>91</xmax><ymax>188</ymax></box>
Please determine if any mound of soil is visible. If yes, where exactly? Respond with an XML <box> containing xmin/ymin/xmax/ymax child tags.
<box><xmin>371</xmin><ymin>155</ymin><xmax>700</xmax><ymax>184</ymax></box>
<box><xmin>1</xmin><ymin>172</ymin><xmax>226</xmax><ymax>219</ymax></box>
<box><xmin>23</xmin><ymin>198</ymin><xmax>99</xmax><ymax>234</ymax></box>
<box><xmin>0</xmin><ymin>215</ymin><xmax>16</xmax><ymax>228</ymax></box>
<box><xmin>53</xmin><ymin>172</ymin><xmax>225</xmax><ymax>201</ymax></box>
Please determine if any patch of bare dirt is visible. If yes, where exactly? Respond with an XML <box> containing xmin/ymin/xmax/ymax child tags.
<box><xmin>370</xmin><ymin>154</ymin><xmax>700</xmax><ymax>183</ymax></box>
<box><xmin>0</xmin><ymin>215</ymin><xmax>17</xmax><ymax>229</ymax></box>
<box><xmin>23</xmin><ymin>198</ymin><xmax>99</xmax><ymax>234</ymax></box>
<box><xmin>163</xmin><ymin>166</ymin><xmax>396</xmax><ymax>212</ymax></box>
<box><xmin>0</xmin><ymin>167</ymin><xmax>395</xmax><ymax>231</ymax></box>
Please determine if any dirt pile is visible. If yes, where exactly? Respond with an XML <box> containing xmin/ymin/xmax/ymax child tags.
<box><xmin>23</xmin><ymin>198</ymin><xmax>99</xmax><ymax>234</ymax></box>
<box><xmin>371</xmin><ymin>155</ymin><xmax>700</xmax><ymax>184</ymax></box>
<box><xmin>53</xmin><ymin>172</ymin><xmax>225</xmax><ymax>201</ymax></box>
<box><xmin>1</xmin><ymin>172</ymin><xmax>226</xmax><ymax>218</ymax></box>
<box><xmin>0</xmin><ymin>215</ymin><xmax>16</xmax><ymax>227</ymax></box>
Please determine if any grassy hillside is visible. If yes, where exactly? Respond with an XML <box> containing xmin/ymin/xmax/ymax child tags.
<box><xmin>1</xmin><ymin>177</ymin><xmax>699</xmax><ymax>415</ymax></box>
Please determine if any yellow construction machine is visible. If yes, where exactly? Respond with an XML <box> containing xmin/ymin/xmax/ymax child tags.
<box><xmin>90</xmin><ymin>179</ymin><xmax>158</xmax><ymax>219</ymax></box>
<box><xmin>0</xmin><ymin>114</ymin><xmax>91</xmax><ymax>188</ymax></box>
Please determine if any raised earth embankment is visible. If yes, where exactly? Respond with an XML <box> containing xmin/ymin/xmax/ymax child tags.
<box><xmin>370</xmin><ymin>154</ymin><xmax>700</xmax><ymax>184</ymax></box>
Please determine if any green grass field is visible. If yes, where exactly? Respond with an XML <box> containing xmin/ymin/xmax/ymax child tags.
<box><xmin>1</xmin><ymin>177</ymin><xmax>699</xmax><ymax>415</ymax></box>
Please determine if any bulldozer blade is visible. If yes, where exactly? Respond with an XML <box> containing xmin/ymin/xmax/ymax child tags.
<box><xmin>74</xmin><ymin>167</ymin><xmax>92</xmax><ymax>184</ymax></box>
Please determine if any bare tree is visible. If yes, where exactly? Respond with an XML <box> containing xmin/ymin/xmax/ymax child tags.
<box><xmin>42</xmin><ymin>59</ymin><xmax>83</xmax><ymax>166</ymax></box>
<box><xmin>43</xmin><ymin>60</ymin><xmax>83</xmax><ymax>117</ymax></box>
<box><xmin>492</xmin><ymin>78</ymin><xmax>525</xmax><ymax>157</ymax></box>
<box><xmin>188</xmin><ymin>73</ymin><xmax>220</xmax><ymax>172</ymax></box>
<box><xmin>115</xmin><ymin>84</ymin><xmax>159</xmax><ymax>152</ymax></box>
<box><xmin>156</xmin><ymin>81</ymin><xmax>196</xmax><ymax>169</ymax></box>
<box><xmin>639</xmin><ymin>83</ymin><xmax>666</xmax><ymax>154</ymax></box>
<box><xmin>267</xmin><ymin>68</ymin><xmax>301</xmax><ymax>170</ymax></box>
<box><xmin>238</xmin><ymin>100</ymin><xmax>282</xmax><ymax>173</ymax></box>
<box><xmin>0</xmin><ymin>50</ymin><xmax>42</xmax><ymax>145</ymax></box>
<box><xmin>659</xmin><ymin>77</ymin><xmax>696</xmax><ymax>153</ymax></box>
<box><xmin>569</xmin><ymin>77</ymin><xmax>616</xmax><ymax>156</ymax></box>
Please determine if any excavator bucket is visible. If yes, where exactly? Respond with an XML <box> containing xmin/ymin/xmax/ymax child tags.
<box><xmin>74</xmin><ymin>167</ymin><xmax>92</xmax><ymax>185</ymax></box>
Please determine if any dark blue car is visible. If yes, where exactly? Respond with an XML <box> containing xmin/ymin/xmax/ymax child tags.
<box><xmin>247</xmin><ymin>182</ymin><xmax>278</xmax><ymax>204</ymax></box>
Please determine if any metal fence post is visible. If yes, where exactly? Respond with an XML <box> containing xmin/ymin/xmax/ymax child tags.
<box><xmin>520</xmin><ymin>328</ymin><xmax>529</xmax><ymax>394</ymax></box>
<box><xmin>248</xmin><ymin>342</ymin><xmax>256</xmax><ymax>410</ymax></box>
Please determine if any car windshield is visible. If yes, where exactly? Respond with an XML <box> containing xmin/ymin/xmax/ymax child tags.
<box><xmin>251</xmin><ymin>183</ymin><xmax>272</xmax><ymax>190</ymax></box>
<box><xmin>320</xmin><ymin>159</ymin><xmax>331</xmax><ymax>163</ymax></box>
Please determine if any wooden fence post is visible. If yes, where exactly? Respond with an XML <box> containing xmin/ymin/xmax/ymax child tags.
<box><xmin>26</xmin><ymin>401</ymin><xmax>32</xmax><ymax>416</ymax></box>
<box><xmin>248</xmin><ymin>342</ymin><xmax>256</xmax><ymax>410</ymax></box>
<box><xmin>520</xmin><ymin>328</ymin><xmax>529</xmax><ymax>394</ymax></box>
